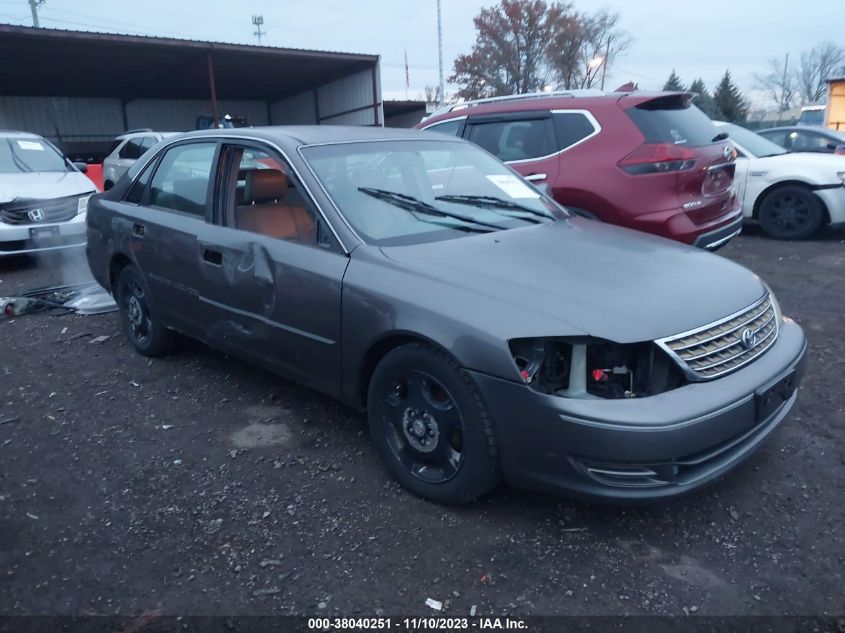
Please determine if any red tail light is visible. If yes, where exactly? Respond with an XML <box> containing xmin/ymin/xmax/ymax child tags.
<box><xmin>835</xmin><ymin>145</ymin><xmax>845</xmax><ymax>156</ymax></box>
<box><xmin>619</xmin><ymin>143</ymin><xmax>698</xmax><ymax>175</ymax></box>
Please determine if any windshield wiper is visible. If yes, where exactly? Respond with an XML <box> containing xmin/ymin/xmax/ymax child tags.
<box><xmin>358</xmin><ymin>187</ymin><xmax>506</xmax><ymax>232</ymax></box>
<box><xmin>435</xmin><ymin>194</ymin><xmax>552</xmax><ymax>223</ymax></box>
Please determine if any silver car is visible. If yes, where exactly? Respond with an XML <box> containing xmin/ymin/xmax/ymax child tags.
<box><xmin>102</xmin><ymin>130</ymin><xmax>179</xmax><ymax>190</ymax></box>
<box><xmin>0</xmin><ymin>131</ymin><xmax>96</xmax><ymax>256</ymax></box>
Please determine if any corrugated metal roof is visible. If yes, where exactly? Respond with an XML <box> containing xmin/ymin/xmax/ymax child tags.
<box><xmin>0</xmin><ymin>24</ymin><xmax>379</xmax><ymax>60</ymax></box>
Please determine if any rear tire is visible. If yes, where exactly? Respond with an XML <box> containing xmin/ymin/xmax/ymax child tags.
<box><xmin>367</xmin><ymin>343</ymin><xmax>499</xmax><ymax>505</ymax></box>
<box><xmin>758</xmin><ymin>185</ymin><xmax>825</xmax><ymax>240</ymax></box>
<box><xmin>116</xmin><ymin>265</ymin><xmax>178</xmax><ymax>357</ymax></box>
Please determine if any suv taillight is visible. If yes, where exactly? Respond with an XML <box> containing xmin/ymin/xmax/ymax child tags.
<box><xmin>619</xmin><ymin>143</ymin><xmax>698</xmax><ymax>175</ymax></box>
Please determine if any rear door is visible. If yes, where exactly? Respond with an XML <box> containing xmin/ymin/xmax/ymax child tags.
<box><xmin>463</xmin><ymin>112</ymin><xmax>560</xmax><ymax>189</ymax></box>
<box><xmin>128</xmin><ymin>140</ymin><xmax>220</xmax><ymax>337</ymax></box>
<box><xmin>194</xmin><ymin>141</ymin><xmax>349</xmax><ymax>397</ymax></box>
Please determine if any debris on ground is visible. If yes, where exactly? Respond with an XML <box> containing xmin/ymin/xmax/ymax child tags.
<box><xmin>425</xmin><ymin>598</ymin><xmax>442</xmax><ymax>611</ymax></box>
<box><xmin>0</xmin><ymin>417</ymin><xmax>20</xmax><ymax>425</ymax></box>
<box><xmin>470</xmin><ymin>605</ymin><xmax>477</xmax><ymax>617</ymax></box>
<box><xmin>0</xmin><ymin>281</ymin><xmax>116</xmax><ymax>320</ymax></box>
<box><xmin>88</xmin><ymin>335</ymin><xmax>111</xmax><ymax>344</ymax></box>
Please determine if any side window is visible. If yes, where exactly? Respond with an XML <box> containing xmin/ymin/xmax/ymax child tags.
<box><xmin>139</xmin><ymin>136</ymin><xmax>157</xmax><ymax>154</ymax></box>
<box><xmin>467</xmin><ymin>118</ymin><xmax>554</xmax><ymax>162</ymax></box>
<box><xmin>424</xmin><ymin>119</ymin><xmax>464</xmax><ymax>136</ymax></box>
<box><xmin>149</xmin><ymin>142</ymin><xmax>216</xmax><ymax>216</ymax></box>
<box><xmin>119</xmin><ymin>138</ymin><xmax>144</xmax><ymax>160</ymax></box>
<box><xmin>552</xmin><ymin>112</ymin><xmax>597</xmax><ymax>151</ymax></box>
<box><xmin>223</xmin><ymin>146</ymin><xmax>319</xmax><ymax>246</ymax></box>
<box><xmin>124</xmin><ymin>158</ymin><xmax>156</xmax><ymax>204</ymax></box>
<box><xmin>791</xmin><ymin>131</ymin><xmax>831</xmax><ymax>152</ymax></box>
<box><xmin>759</xmin><ymin>130</ymin><xmax>787</xmax><ymax>148</ymax></box>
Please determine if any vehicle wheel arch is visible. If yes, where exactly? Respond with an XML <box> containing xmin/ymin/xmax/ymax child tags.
<box><xmin>358</xmin><ymin>331</ymin><xmax>462</xmax><ymax>409</ymax></box>
<box><xmin>752</xmin><ymin>180</ymin><xmax>830</xmax><ymax>223</ymax></box>
<box><xmin>108</xmin><ymin>252</ymin><xmax>133</xmax><ymax>294</ymax></box>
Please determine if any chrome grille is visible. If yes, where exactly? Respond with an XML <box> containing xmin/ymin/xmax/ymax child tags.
<box><xmin>0</xmin><ymin>195</ymin><xmax>79</xmax><ymax>225</ymax></box>
<box><xmin>657</xmin><ymin>295</ymin><xmax>778</xmax><ymax>380</ymax></box>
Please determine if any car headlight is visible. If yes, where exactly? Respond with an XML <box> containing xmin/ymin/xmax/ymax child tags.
<box><xmin>508</xmin><ymin>336</ymin><xmax>686</xmax><ymax>399</ymax></box>
<box><xmin>837</xmin><ymin>171</ymin><xmax>845</xmax><ymax>185</ymax></box>
<box><xmin>77</xmin><ymin>195</ymin><xmax>91</xmax><ymax>215</ymax></box>
<box><xmin>764</xmin><ymin>283</ymin><xmax>792</xmax><ymax>324</ymax></box>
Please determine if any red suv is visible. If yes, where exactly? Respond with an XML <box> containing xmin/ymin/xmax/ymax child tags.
<box><xmin>416</xmin><ymin>90</ymin><xmax>742</xmax><ymax>249</ymax></box>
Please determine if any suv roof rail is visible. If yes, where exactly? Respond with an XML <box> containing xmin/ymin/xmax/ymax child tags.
<box><xmin>425</xmin><ymin>89</ymin><xmax>607</xmax><ymax>119</ymax></box>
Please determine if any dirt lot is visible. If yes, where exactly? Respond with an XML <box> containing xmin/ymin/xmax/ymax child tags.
<box><xmin>0</xmin><ymin>228</ymin><xmax>843</xmax><ymax>618</ymax></box>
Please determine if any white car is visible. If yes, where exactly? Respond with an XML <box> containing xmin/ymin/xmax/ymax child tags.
<box><xmin>716</xmin><ymin>121</ymin><xmax>845</xmax><ymax>239</ymax></box>
<box><xmin>102</xmin><ymin>130</ymin><xmax>179</xmax><ymax>191</ymax></box>
<box><xmin>0</xmin><ymin>131</ymin><xmax>96</xmax><ymax>257</ymax></box>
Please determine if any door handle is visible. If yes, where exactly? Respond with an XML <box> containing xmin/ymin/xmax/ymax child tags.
<box><xmin>202</xmin><ymin>248</ymin><xmax>223</xmax><ymax>266</ymax></box>
<box><xmin>525</xmin><ymin>173</ymin><xmax>547</xmax><ymax>182</ymax></box>
<box><xmin>132</xmin><ymin>223</ymin><xmax>145</xmax><ymax>237</ymax></box>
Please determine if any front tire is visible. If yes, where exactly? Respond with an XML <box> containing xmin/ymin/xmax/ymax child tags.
<box><xmin>367</xmin><ymin>344</ymin><xmax>499</xmax><ymax>505</ymax></box>
<box><xmin>758</xmin><ymin>185</ymin><xmax>825</xmax><ymax>240</ymax></box>
<box><xmin>116</xmin><ymin>266</ymin><xmax>178</xmax><ymax>357</ymax></box>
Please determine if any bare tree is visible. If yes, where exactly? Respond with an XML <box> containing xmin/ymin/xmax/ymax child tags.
<box><xmin>571</xmin><ymin>10</ymin><xmax>630</xmax><ymax>89</ymax></box>
<box><xmin>796</xmin><ymin>42</ymin><xmax>845</xmax><ymax>103</ymax></box>
<box><xmin>755</xmin><ymin>55</ymin><xmax>797</xmax><ymax>112</ymax></box>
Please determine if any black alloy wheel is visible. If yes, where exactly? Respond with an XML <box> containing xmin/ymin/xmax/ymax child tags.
<box><xmin>367</xmin><ymin>344</ymin><xmax>499</xmax><ymax>505</ymax></box>
<box><xmin>758</xmin><ymin>185</ymin><xmax>825</xmax><ymax>240</ymax></box>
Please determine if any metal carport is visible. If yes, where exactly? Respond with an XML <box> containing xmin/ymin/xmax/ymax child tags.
<box><xmin>0</xmin><ymin>25</ymin><xmax>382</xmax><ymax>159</ymax></box>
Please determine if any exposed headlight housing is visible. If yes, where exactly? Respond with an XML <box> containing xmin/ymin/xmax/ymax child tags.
<box><xmin>764</xmin><ymin>283</ymin><xmax>792</xmax><ymax>324</ymax></box>
<box><xmin>77</xmin><ymin>194</ymin><xmax>92</xmax><ymax>215</ymax></box>
<box><xmin>508</xmin><ymin>337</ymin><xmax>686</xmax><ymax>399</ymax></box>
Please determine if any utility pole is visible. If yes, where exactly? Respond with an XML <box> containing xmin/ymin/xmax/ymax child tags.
<box><xmin>28</xmin><ymin>0</ymin><xmax>45</xmax><ymax>27</ymax></box>
<box><xmin>252</xmin><ymin>15</ymin><xmax>265</xmax><ymax>46</ymax></box>
<box><xmin>436</xmin><ymin>0</ymin><xmax>445</xmax><ymax>106</ymax></box>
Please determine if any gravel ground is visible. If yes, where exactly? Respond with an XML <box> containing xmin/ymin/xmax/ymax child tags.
<box><xmin>0</xmin><ymin>228</ymin><xmax>843</xmax><ymax>617</ymax></box>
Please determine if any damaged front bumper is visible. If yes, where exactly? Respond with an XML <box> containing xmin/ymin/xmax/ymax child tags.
<box><xmin>0</xmin><ymin>212</ymin><xmax>87</xmax><ymax>256</ymax></box>
<box><xmin>467</xmin><ymin>321</ymin><xmax>806</xmax><ymax>503</ymax></box>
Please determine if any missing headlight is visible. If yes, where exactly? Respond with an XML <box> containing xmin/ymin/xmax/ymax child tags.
<box><xmin>509</xmin><ymin>338</ymin><xmax>686</xmax><ymax>399</ymax></box>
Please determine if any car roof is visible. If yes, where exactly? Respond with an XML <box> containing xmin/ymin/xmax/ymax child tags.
<box><xmin>760</xmin><ymin>125</ymin><xmax>843</xmax><ymax>137</ymax></box>
<box><xmin>0</xmin><ymin>129</ymin><xmax>44</xmax><ymax>139</ymax></box>
<box><xmin>176</xmin><ymin>125</ymin><xmax>450</xmax><ymax>146</ymax></box>
<box><xmin>419</xmin><ymin>90</ymin><xmax>691</xmax><ymax>125</ymax></box>
<box><xmin>116</xmin><ymin>130</ymin><xmax>178</xmax><ymax>140</ymax></box>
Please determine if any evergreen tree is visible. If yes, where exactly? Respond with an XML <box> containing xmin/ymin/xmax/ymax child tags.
<box><xmin>663</xmin><ymin>70</ymin><xmax>685</xmax><ymax>91</ymax></box>
<box><xmin>713</xmin><ymin>70</ymin><xmax>748</xmax><ymax>122</ymax></box>
<box><xmin>689</xmin><ymin>78</ymin><xmax>722</xmax><ymax>119</ymax></box>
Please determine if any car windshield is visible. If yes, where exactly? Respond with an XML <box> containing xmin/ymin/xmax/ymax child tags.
<box><xmin>301</xmin><ymin>139</ymin><xmax>563</xmax><ymax>246</ymax></box>
<box><xmin>720</xmin><ymin>123</ymin><xmax>787</xmax><ymax>158</ymax></box>
<box><xmin>0</xmin><ymin>136</ymin><xmax>70</xmax><ymax>174</ymax></box>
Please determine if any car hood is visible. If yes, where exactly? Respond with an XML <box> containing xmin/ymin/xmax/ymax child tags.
<box><xmin>763</xmin><ymin>152</ymin><xmax>845</xmax><ymax>174</ymax></box>
<box><xmin>0</xmin><ymin>172</ymin><xmax>95</xmax><ymax>204</ymax></box>
<box><xmin>379</xmin><ymin>218</ymin><xmax>766</xmax><ymax>344</ymax></box>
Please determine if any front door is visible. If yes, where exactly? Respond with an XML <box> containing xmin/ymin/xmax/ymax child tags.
<box><xmin>195</xmin><ymin>142</ymin><xmax>349</xmax><ymax>397</ymax></box>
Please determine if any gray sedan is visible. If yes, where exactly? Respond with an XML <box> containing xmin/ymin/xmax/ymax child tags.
<box><xmin>85</xmin><ymin>126</ymin><xmax>806</xmax><ymax>505</ymax></box>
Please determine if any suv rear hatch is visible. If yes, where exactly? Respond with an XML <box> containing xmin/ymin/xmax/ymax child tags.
<box><xmin>618</xmin><ymin>93</ymin><xmax>736</xmax><ymax>225</ymax></box>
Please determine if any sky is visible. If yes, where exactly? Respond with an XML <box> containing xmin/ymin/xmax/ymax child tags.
<box><xmin>1</xmin><ymin>0</ymin><xmax>843</xmax><ymax>107</ymax></box>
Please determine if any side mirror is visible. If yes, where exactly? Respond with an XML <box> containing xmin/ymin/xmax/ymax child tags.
<box><xmin>73</xmin><ymin>161</ymin><xmax>88</xmax><ymax>173</ymax></box>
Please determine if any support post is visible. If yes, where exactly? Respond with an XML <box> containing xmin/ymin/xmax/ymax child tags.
<box><xmin>207</xmin><ymin>52</ymin><xmax>219</xmax><ymax>129</ymax></box>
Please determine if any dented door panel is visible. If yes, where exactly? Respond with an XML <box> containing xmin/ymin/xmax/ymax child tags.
<box><xmin>195</xmin><ymin>224</ymin><xmax>349</xmax><ymax>397</ymax></box>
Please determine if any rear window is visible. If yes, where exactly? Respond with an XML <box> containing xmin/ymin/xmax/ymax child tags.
<box><xmin>626</xmin><ymin>100</ymin><xmax>717</xmax><ymax>147</ymax></box>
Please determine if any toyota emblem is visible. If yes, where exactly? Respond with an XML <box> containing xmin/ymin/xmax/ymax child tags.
<box><xmin>741</xmin><ymin>327</ymin><xmax>758</xmax><ymax>350</ymax></box>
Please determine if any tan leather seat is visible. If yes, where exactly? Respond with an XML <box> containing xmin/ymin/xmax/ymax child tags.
<box><xmin>237</xmin><ymin>170</ymin><xmax>316</xmax><ymax>244</ymax></box>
